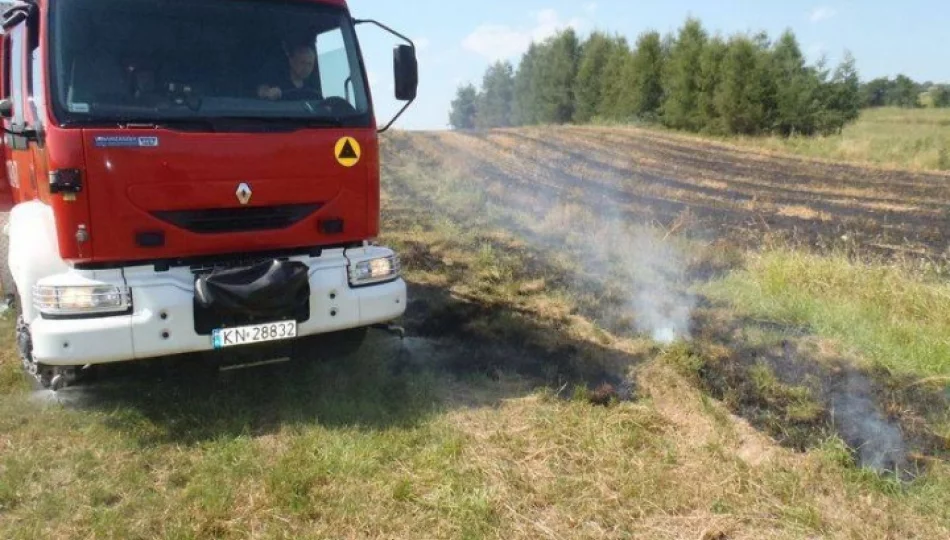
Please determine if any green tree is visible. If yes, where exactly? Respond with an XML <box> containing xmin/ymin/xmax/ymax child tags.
<box><xmin>513</xmin><ymin>44</ymin><xmax>541</xmax><ymax>125</ymax></box>
<box><xmin>534</xmin><ymin>29</ymin><xmax>581</xmax><ymax>124</ymax></box>
<box><xmin>932</xmin><ymin>85</ymin><xmax>950</xmax><ymax>108</ymax></box>
<box><xmin>889</xmin><ymin>74</ymin><xmax>920</xmax><ymax>107</ymax></box>
<box><xmin>714</xmin><ymin>35</ymin><xmax>769</xmax><ymax>135</ymax></box>
<box><xmin>597</xmin><ymin>37</ymin><xmax>632</xmax><ymax>119</ymax></box>
<box><xmin>574</xmin><ymin>32</ymin><xmax>618</xmax><ymax>123</ymax></box>
<box><xmin>618</xmin><ymin>31</ymin><xmax>665</xmax><ymax>120</ymax></box>
<box><xmin>475</xmin><ymin>61</ymin><xmax>516</xmax><ymax>128</ymax></box>
<box><xmin>827</xmin><ymin>51</ymin><xmax>862</xmax><ymax>130</ymax></box>
<box><xmin>696</xmin><ymin>35</ymin><xmax>727</xmax><ymax>132</ymax></box>
<box><xmin>661</xmin><ymin>17</ymin><xmax>708</xmax><ymax>130</ymax></box>
<box><xmin>862</xmin><ymin>77</ymin><xmax>891</xmax><ymax>107</ymax></box>
<box><xmin>810</xmin><ymin>56</ymin><xmax>839</xmax><ymax>133</ymax></box>
<box><xmin>448</xmin><ymin>84</ymin><xmax>478</xmax><ymax>130</ymax></box>
<box><xmin>770</xmin><ymin>30</ymin><xmax>819</xmax><ymax>136</ymax></box>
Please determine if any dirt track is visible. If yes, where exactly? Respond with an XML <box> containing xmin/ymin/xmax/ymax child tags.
<box><xmin>393</xmin><ymin>126</ymin><xmax>950</xmax><ymax>260</ymax></box>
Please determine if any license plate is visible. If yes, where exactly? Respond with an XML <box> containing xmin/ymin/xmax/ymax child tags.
<box><xmin>212</xmin><ymin>321</ymin><xmax>297</xmax><ymax>349</ymax></box>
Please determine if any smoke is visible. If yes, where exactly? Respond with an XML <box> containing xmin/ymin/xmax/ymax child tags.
<box><xmin>452</xmin><ymin>139</ymin><xmax>698</xmax><ymax>345</ymax></box>
<box><xmin>831</xmin><ymin>371</ymin><xmax>908</xmax><ymax>474</ymax></box>
<box><xmin>627</xmin><ymin>229</ymin><xmax>695</xmax><ymax>344</ymax></box>
<box><xmin>575</xmin><ymin>212</ymin><xmax>696</xmax><ymax>345</ymax></box>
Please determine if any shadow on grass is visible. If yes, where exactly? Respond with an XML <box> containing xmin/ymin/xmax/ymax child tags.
<box><xmin>42</xmin><ymin>330</ymin><xmax>447</xmax><ymax>446</ymax></box>
<box><xmin>35</xmin><ymin>273</ymin><xmax>649</xmax><ymax>448</ymax></box>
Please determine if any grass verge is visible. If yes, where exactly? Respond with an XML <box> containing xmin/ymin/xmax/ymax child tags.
<box><xmin>596</xmin><ymin>107</ymin><xmax>950</xmax><ymax>171</ymax></box>
<box><xmin>713</xmin><ymin>107</ymin><xmax>950</xmax><ymax>171</ymax></box>
<box><xmin>704</xmin><ymin>248</ymin><xmax>950</xmax><ymax>378</ymax></box>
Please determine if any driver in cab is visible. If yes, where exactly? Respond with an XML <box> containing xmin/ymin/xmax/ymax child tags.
<box><xmin>257</xmin><ymin>43</ymin><xmax>323</xmax><ymax>101</ymax></box>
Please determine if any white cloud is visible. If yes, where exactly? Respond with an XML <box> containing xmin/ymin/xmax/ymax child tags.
<box><xmin>810</xmin><ymin>6</ymin><xmax>837</xmax><ymax>23</ymax></box>
<box><xmin>584</xmin><ymin>2</ymin><xmax>598</xmax><ymax>14</ymax></box>
<box><xmin>462</xmin><ymin>9</ymin><xmax>589</xmax><ymax>61</ymax></box>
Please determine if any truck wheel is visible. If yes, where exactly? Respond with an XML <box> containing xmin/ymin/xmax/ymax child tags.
<box><xmin>11</xmin><ymin>287</ymin><xmax>49</xmax><ymax>389</ymax></box>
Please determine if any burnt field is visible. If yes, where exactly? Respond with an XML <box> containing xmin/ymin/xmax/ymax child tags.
<box><xmin>376</xmin><ymin>125</ymin><xmax>950</xmax><ymax>536</ymax></box>
<box><xmin>397</xmin><ymin>126</ymin><xmax>950</xmax><ymax>260</ymax></box>
<box><xmin>381</xmin><ymin>125</ymin><xmax>950</xmax><ymax>445</ymax></box>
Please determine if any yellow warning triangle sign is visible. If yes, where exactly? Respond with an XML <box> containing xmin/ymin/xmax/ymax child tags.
<box><xmin>335</xmin><ymin>137</ymin><xmax>362</xmax><ymax>167</ymax></box>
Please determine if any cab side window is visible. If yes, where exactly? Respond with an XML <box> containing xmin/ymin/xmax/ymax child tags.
<box><xmin>316</xmin><ymin>28</ymin><xmax>354</xmax><ymax>107</ymax></box>
<box><xmin>1</xmin><ymin>34</ymin><xmax>9</xmax><ymax>100</ymax></box>
<box><xmin>27</xmin><ymin>17</ymin><xmax>44</xmax><ymax>131</ymax></box>
<box><xmin>9</xmin><ymin>24</ymin><xmax>26</xmax><ymax>128</ymax></box>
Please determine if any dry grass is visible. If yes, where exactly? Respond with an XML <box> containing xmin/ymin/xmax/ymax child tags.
<box><xmin>704</xmin><ymin>248</ymin><xmax>950</xmax><ymax>377</ymax></box>
<box><xmin>717</xmin><ymin>108</ymin><xmax>950</xmax><ymax>172</ymax></box>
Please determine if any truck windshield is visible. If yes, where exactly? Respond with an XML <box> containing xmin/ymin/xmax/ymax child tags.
<box><xmin>49</xmin><ymin>0</ymin><xmax>371</xmax><ymax>126</ymax></box>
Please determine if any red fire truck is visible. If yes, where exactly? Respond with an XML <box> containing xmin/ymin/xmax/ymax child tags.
<box><xmin>0</xmin><ymin>0</ymin><xmax>418</xmax><ymax>389</ymax></box>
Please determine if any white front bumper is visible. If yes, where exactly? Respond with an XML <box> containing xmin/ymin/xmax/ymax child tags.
<box><xmin>29</xmin><ymin>249</ymin><xmax>406</xmax><ymax>366</ymax></box>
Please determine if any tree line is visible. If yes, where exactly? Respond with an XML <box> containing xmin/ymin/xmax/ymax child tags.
<box><xmin>450</xmin><ymin>17</ymin><xmax>945</xmax><ymax>135</ymax></box>
<box><xmin>863</xmin><ymin>75</ymin><xmax>950</xmax><ymax>108</ymax></box>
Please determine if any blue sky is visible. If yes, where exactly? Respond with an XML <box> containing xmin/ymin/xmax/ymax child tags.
<box><xmin>347</xmin><ymin>0</ymin><xmax>949</xmax><ymax>131</ymax></box>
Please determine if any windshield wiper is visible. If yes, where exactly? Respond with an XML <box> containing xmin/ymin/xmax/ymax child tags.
<box><xmin>130</xmin><ymin>119</ymin><xmax>218</xmax><ymax>131</ymax></box>
<box><xmin>60</xmin><ymin>117</ymin><xmax>218</xmax><ymax>131</ymax></box>
<box><xmin>61</xmin><ymin>116</ymin><xmax>344</xmax><ymax>132</ymax></box>
<box><xmin>206</xmin><ymin>116</ymin><xmax>345</xmax><ymax>131</ymax></box>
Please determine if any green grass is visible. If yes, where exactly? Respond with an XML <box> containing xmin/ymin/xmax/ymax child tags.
<box><xmin>726</xmin><ymin>107</ymin><xmax>950</xmax><ymax>171</ymax></box>
<box><xmin>705</xmin><ymin>248</ymin><xmax>950</xmax><ymax>378</ymax></box>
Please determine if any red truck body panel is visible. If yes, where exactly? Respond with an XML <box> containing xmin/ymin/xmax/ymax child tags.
<box><xmin>74</xmin><ymin>127</ymin><xmax>380</xmax><ymax>262</ymax></box>
<box><xmin>0</xmin><ymin>34</ymin><xmax>15</xmax><ymax>211</ymax></box>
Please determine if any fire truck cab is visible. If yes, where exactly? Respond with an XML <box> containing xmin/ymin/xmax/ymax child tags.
<box><xmin>0</xmin><ymin>0</ymin><xmax>418</xmax><ymax>389</ymax></box>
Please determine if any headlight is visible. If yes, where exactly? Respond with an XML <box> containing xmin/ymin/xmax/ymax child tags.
<box><xmin>348</xmin><ymin>255</ymin><xmax>401</xmax><ymax>286</ymax></box>
<box><xmin>33</xmin><ymin>285</ymin><xmax>131</xmax><ymax>317</ymax></box>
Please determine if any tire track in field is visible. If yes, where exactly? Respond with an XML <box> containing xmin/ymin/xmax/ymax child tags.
<box><xmin>540</xmin><ymin>127</ymin><xmax>947</xmax><ymax>212</ymax></box>
<box><xmin>577</xmin><ymin>125</ymin><xmax>950</xmax><ymax>195</ymax></box>
<box><xmin>410</xmin><ymin>128</ymin><xmax>950</xmax><ymax>258</ymax></box>
<box><xmin>502</xmin><ymin>128</ymin><xmax>950</xmax><ymax>247</ymax></box>
<box><xmin>428</xmin><ymin>130</ymin><xmax>759</xmax><ymax>232</ymax></box>
<box><xmin>447</xmin><ymin>130</ymin><xmax>902</xmax><ymax>244</ymax></box>
<box><xmin>552</xmin><ymin>127</ymin><xmax>950</xmax><ymax>254</ymax></box>
<box><xmin>522</xmin><ymin>127</ymin><xmax>948</xmax><ymax>217</ymax></box>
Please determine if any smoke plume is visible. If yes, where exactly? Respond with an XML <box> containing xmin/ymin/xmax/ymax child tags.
<box><xmin>577</xmin><ymin>214</ymin><xmax>696</xmax><ymax>344</ymax></box>
<box><xmin>831</xmin><ymin>371</ymin><xmax>908</xmax><ymax>474</ymax></box>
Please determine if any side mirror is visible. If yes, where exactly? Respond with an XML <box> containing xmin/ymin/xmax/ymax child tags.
<box><xmin>393</xmin><ymin>45</ymin><xmax>418</xmax><ymax>102</ymax></box>
<box><xmin>352</xmin><ymin>18</ymin><xmax>418</xmax><ymax>132</ymax></box>
<box><xmin>1</xmin><ymin>10</ymin><xmax>27</xmax><ymax>31</ymax></box>
<box><xmin>0</xmin><ymin>99</ymin><xmax>11</xmax><ymax>119</ymax></box>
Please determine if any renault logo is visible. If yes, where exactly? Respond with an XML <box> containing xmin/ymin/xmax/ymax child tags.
<box><xmin>236</xmin><ymin>183</ymin><xmax>252</xmax><ymax>205</ymax></box>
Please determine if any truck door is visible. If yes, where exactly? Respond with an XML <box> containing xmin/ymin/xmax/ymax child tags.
<box><xmin>0</xmin><ymin>31</ymin><xmax>15</xmax><ymax>212</ymax></box>
<box><xmin>3</xmin><ymin>21</ymin><xmax>37</xmax><ymax>206</ymax></box>
<box><xmin>24</xmin><ymin>14</ymin><xmax>48</xmax><ymax>207</ymax></box>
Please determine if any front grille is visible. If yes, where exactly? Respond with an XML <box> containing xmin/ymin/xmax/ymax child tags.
<box><xmin>152</xmin><ymin>204</ymin><xmax>321</xmax><ymax>234</ymax></box>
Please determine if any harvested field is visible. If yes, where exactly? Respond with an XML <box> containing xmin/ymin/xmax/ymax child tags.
<box><xmin>411</xmin><ymin>126</ymin><xmax>950</xmax><ymax>261</ymax></box>
<box><xmin>1</xmin><ymin>126</ymin><xmax>949</xmax><ymax>539</ymax></box>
